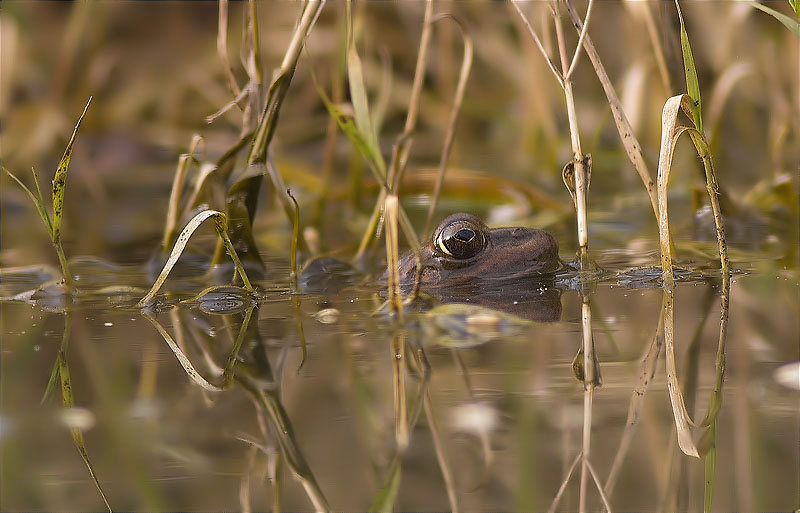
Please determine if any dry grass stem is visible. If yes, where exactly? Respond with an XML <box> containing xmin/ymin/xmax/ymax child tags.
<box><xmin>387</xmin><ymin>0</ymin><xmax>433</xmax><ymax>191</ymax></box>
<box><xmin>547</xmin><ymin>452</ymin><xmax>582</xmax><ymax>513</ymax></box>
<box><xmin>605</xmin><ymin>311</ymin><xmax>664</xmax><ymax>496</ymax></box>
<box><xmin>585</xmin><ymin>458</ymin><xmax>613</xmax><ymax>513</ymax></box>
<box><xmin>163</xmin><ymin>134</ymin><xmax>205</xmax><ymax>249</ymax></box>
<box><xmin>552</xmin><ymin>1</ymin><xmax>589</xmax><ymax>254</ymax></box>
<box><xmin>510</xmin><ymin>1</ymin><xmax>564</xmax><ymax>88</ymax></box>
<box><xmin>424</xmin><ymin>14</ymin><xmax>473</xmax><ymax>236</ymax></box>
<box><xmin>424</xmin><ymin>393</ymin><xmax>459</xmax><ymax>513</ymax></box>
<box><xmin>205</xmin><ymin>82</ymin><xmax>256</xmax><ymax>123</ymax></box>
<box><xmin>563</xmin><ymin>0</ymin><xmax>659</xmax><ymax>222</ymax></box>
<box><xmin>247</xmin><ymin>0</ymin><xmax>325</xmax><ymax>166</ymax></box>
<box><xmin>384</xmin><ymin>194</ymin><xmax>403</xmax><ymax>316</ymax></box>
<box><xmin>641</xmin><ymin>2</ymin><xmax>672</xmax><ymax>93</ymax></box>
<box><xmin>217</xmin><ymin>0</ymin><xmax>243</xmax><ymax>98</ymax></box>
<box><xmin>392</xmin><ymin>333</ymin><xmax>409</xmax><ymax>450</ymax></box>
<box><xmin>564</xmin><ymin>0</ymin><xmax>595</xmax><ymax>81</ymax></box>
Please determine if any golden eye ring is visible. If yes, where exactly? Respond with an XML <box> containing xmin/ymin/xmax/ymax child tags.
<box><xmin>433</xmin><ymin>215</ymin><xmax>487</xmax><ymax>260</ymax></box>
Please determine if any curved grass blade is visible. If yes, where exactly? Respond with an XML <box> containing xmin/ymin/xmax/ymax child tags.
<box><xmin>2</xmin><ymin>166</ymin><xmax>53</xmax><ymax>236</ymax></box>
<box><xmin>674</xmin><ymin>2</ymin><xmax>703</xmax><ymax>135</ymax></box>
<box><xmin>740</xmin><ymin>0</ymin><xmax>800</xmax><ymax>37</ymax></box>
<box><xmin>137</xmin><ymin>210</ymin><xmax>252</xmax><ymax>307</ymax></box>
<box><xmin>657</xmin><ymin>95</ymin><xmax>700</xmax><ymax>457</ymax></box>
<box><xmin>52</xmin><ymin>97</ymin><xmax>91</xmax><ymax>243</ymax></box>
<box><xmin>657</xmin><ymin>94</ymin><xmax>730</xmax><ymax>458</ymax></box>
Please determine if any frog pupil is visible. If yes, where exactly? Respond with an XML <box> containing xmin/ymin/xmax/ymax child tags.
<box><xmin>454</xmin><ymin>229</ymin><xmax>474</xmax><ymax>242</ymax></box>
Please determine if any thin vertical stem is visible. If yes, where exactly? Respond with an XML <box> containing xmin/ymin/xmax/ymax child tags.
<box><xmin>553</xmin><ymin>1</ymin><xmax>589</xmax><ymax>255</ymax></box>
<box><xmin>424</xmin><ymin>393</ymin><xmax>459</xmax><ymax>513</ymax></box>
<box><xmin>388</xmin><ymin>0</ymin><xmax>434</xmax><ymax>192</ymax></box>
<box><xmin>580</xmin><ymin>388</ymin><xmax>593</xmax><ymax>513</ymax></box>
<box><xmin>54</xmin><ymin>241</ymin><xmax>74</xmax><ymax>289</ymax></box>
<box><xmin>392</xmin><ymin>333</ymin><xmax>408</xmax><ymax>449</ymax></box>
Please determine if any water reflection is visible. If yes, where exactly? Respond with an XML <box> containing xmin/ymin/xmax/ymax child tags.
<box><xmin>1</xmin><ymin>260</ymin><xmax>797</xmax><ymax>511</ymax></box>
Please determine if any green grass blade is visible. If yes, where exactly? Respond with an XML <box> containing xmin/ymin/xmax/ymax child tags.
<box><xmin>221</xmin><ymin>306</ymin><xmax>254</xmax><ymax>388</ymax></box>
<box><xmin>675</xmin><ymin>1</ymin><xmax>703</xmax><ymax>134</ymax></box>
<box><xmin>369</xmin><ymin>457</ymin><xmax>402</xmax><ymax>513</ymax></box>
<box><xmin>41</xmin><ymin>357</ymin><xmax>61</xmax><ymax>404</ymax></box>
<box><xmin>345</xmin><ymin>1</ymin><xmax>381</xmax><ymax>163</ymax></box>
<box><xmin>52</xmin><ymin>97</ymin><xmax>92</xmax><ymax>242</ymax></box>
<box><xmin>29</xmin><ymin>167</ymin><xmax>53</xmax><ymax>233</ymax></box>
<box><xmin>2</xmin><ymin>166</ymin><xmax>53</xmax><ymax>236</ymax></box>
<box><xmin>740</xmin><ymin>0</ymin><xmax>800</xmax><ymax>37</ymax></box>
<box><xmin>287</xmin><ymin>189</ymin><xmax>300</xmax><ymax>287</ymax></box>
<box><xmin>313</xmin><ymin>73</ymin><xmax>388</xmax><ymax>182</ymax></box>
<box><xmin>702</xmin><ymin>422</ymin><xmax>717</xmax><ymax>513</ymax></box>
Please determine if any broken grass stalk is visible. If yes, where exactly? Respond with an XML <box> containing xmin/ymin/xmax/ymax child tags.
<box><xmin>384</xmin><ymin>194</ymin><xmax>403</xmax><ymax>316</ymax></box>
<box><xmin>163</xmin><ymin>134</ymin><xmax>205</xmax><ymax>250</ymax></box>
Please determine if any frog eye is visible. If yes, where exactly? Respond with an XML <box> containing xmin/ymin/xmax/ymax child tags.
<box><xmin>435</xmin><ymin>218</ymin><xmax>487</xmax><ymax>259</ymax></box>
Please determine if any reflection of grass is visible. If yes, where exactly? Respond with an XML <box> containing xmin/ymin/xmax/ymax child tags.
<box><xmin>41</xmin><ymin>313</ymin><xmax>112</xmax><ymax>512</ymax></box>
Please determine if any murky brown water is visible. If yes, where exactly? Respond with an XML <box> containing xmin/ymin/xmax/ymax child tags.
<box><xmin>2</xmin><ymin>241</ymin><xmax>798</xmax><ymax>511</ymax></box>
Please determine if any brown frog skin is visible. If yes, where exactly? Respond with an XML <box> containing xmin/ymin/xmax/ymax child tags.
<box><xmin>396</xmin><ymin>213</ymin><xmax>561</xmax><ymax>287</ymax></box>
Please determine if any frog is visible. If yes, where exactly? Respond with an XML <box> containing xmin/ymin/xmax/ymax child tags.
<box><xmin>395</xmin><ymin>213</ymin><xmax>561</xmax><ymax>287</ymax></box>
<box><xmin>300</xmin><ymin>213</ymin><xmax>563</xmax><ymax>321</ymax></box>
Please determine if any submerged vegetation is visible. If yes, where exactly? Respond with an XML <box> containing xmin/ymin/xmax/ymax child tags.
<box><xmin>1</xmin><ymin>1</ymin><xmax>798</xmax><ymax>511</ymax></box>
